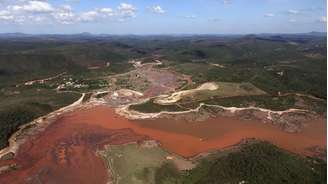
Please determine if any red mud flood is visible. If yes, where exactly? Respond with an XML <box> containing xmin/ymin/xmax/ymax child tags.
<box><xmin>0</xmin><ymin>105</ymin><xmax>326</xmax><ymax>183</ymax></box>
<box><xmin>137</xmin><ymin>116</ymin><xmax>327</xmax><ymax>157</ymax></box>
<box><xmin>0</xmin><ymin>115</ymin><xmax>147</xmax><ymax>184</ymax></box>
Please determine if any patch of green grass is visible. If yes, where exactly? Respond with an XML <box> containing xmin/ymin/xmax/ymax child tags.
<box><xmin>101</xmin><ymin>143</ymin><xmax>168</xmax><ymax>184</ymax></box>
<box><xmin>100</xmin><ymin>143</ymin><xmax>190</xmax><ymax>184</ymax></box>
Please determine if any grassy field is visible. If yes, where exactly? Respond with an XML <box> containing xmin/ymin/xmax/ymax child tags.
<box><xmin>100</xmin><ymin>142</ymin><xmax>193</xmax><ymax>184</ymax></box>
<box><xmin>177</xmin><ymin>82</ymin><xmax>266</xmax><ymax>104</ymax></box>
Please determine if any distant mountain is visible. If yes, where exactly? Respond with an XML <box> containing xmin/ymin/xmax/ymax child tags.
<box><xmin>0</xmin><ymin>32</ymin><xmax>325</xmax><ymax>42</ymax></box>
<box><xmin>304</xmin><ymin>31</ymin><xmax>327</xmax><ymax>36</ymax></box>
<box><xmin>0</xmin><ymin>33</ymin><xmax>32</xmax><ymax>38</ymax></box>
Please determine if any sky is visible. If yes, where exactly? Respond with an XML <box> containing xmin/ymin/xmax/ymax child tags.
<box><xmin>0</xmin><ymin>0</ymin><xmax>326</xmax><ymax>34</ymax></box>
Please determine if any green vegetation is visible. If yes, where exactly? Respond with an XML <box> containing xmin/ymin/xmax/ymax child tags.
<box><xmin>175</xmin><ymin>60</ymin><xmax>326</xmax><ymax>99</ymax></box>
<box><xmin>0</xmin><ymin>87</ymin><xmax>80</xmax><ymax>149</ymax></box>
<box><xmin>0</xmin><ymin>105</ymin><xmax>43</xmax><ymax>149</ymax></box>
<box><xmin>0</xmin><ymin>34</ymin><xmax>325</xmax><ymax>98</ymax></box>
<box><xmin>155</xmin><ymin>141</ymin><xmax>327</xmax><ymax>184</ymax></box>
<box><xmin>0</xmin><ymin>53</ymin><xmax>80</xmax><ymax>87</ymax></box>
<box><xmin>163</xmin><ymin>35</ymin><xmax>326</xmax><ymax>99</ymax></box>
<box><xmin>1</xmin><ymin>34</ymin><xmax>325</xmax><ymax>98</ymax></box>
<box><xmin>95</xmin><ymin>92</ymin><xmax>109</xmax><ymax>98</ymax></box>
<box><xmin>0</xmin><ymin>40</ymin><xmax>138</xmax><ymax>87</ymax></box>
<box><xmin>130</xmin><ymin>99</ymin><xmax>187</xmax><ymax>113</ymax></box>
<box><xmin>155</xmin><ymin>162</ymin><xmax>181</xmax><ymax>184</ymax></box>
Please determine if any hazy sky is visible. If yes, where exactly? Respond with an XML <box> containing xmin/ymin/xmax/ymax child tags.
<box><xmin>0</xmin><ymin>0</ymin><xmax>326</xmax><ymax>34</ymax></box>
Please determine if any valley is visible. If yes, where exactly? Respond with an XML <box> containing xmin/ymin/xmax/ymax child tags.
<box><xmin>0</xmin><ymin>34</ymin><xmax>326</xmax><ymax>184</ymax></box>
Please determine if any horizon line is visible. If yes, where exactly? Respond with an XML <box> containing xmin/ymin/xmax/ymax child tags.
<box><xmin>0</xmin><ymin>31</ymin><xmax>326</xmax><ymax>36</ymax></box>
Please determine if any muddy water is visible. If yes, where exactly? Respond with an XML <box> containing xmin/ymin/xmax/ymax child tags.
<box><xmin>0</xmin><ymin>105</ymin><xmax>326</xmax><ymax>183</ymax></box>
<box><xmin>136</xmin><ymin>117</ymin><xmax>326</xmax><ymax>157</ymax></box>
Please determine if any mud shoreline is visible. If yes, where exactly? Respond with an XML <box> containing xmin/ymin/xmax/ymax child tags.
<box><xmin>0</xmin><ymin>93</ymin><xmax>86</xmax><ymax>159</ymax></box>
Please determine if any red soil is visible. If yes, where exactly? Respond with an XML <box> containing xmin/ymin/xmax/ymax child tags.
<box><xmin>0</xmin><ymin>105</ymin><xmax>326</xmax><ymax>183</ymax></box>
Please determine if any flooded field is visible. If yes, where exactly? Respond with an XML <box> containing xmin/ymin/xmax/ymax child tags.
<box><xmin>0</xmin><ymin>105</ymin><xmax>326</xmax><ymax>183</ymax></box>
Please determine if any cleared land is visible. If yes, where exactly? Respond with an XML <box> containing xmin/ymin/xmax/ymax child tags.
<box><xmin>154</xmin><ymin>81</ymin><xmax>266</xmax><ymax>105</ymax></box>
<box><xmin>107</xmin><ymin>63</ymin><xmax>190</xmax><ymax>97</ymax></box>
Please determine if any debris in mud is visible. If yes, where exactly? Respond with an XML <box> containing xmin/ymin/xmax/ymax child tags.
<box><xmin>0</xmin><ymin>152</ymin><xmax>14</xmax><ymax>161</ymax></box>
<box><xmin>105</xmin><ymin>89</ymin><xmax>144</xmax><ymax>106</ymax></box>
<box><xmin>106</xmin><ymin>62</ymin><xmax>191</xmax><ymax>99</ymax></box>
<box><xmin>305</xmin><ymin>146</ymin><xmax>327</xmax><ymax>160</ymax></box>
<box><xmin>0</xmin><ymin>164</ymin><xmax>18</xmax><ymax>175</ymax></box>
